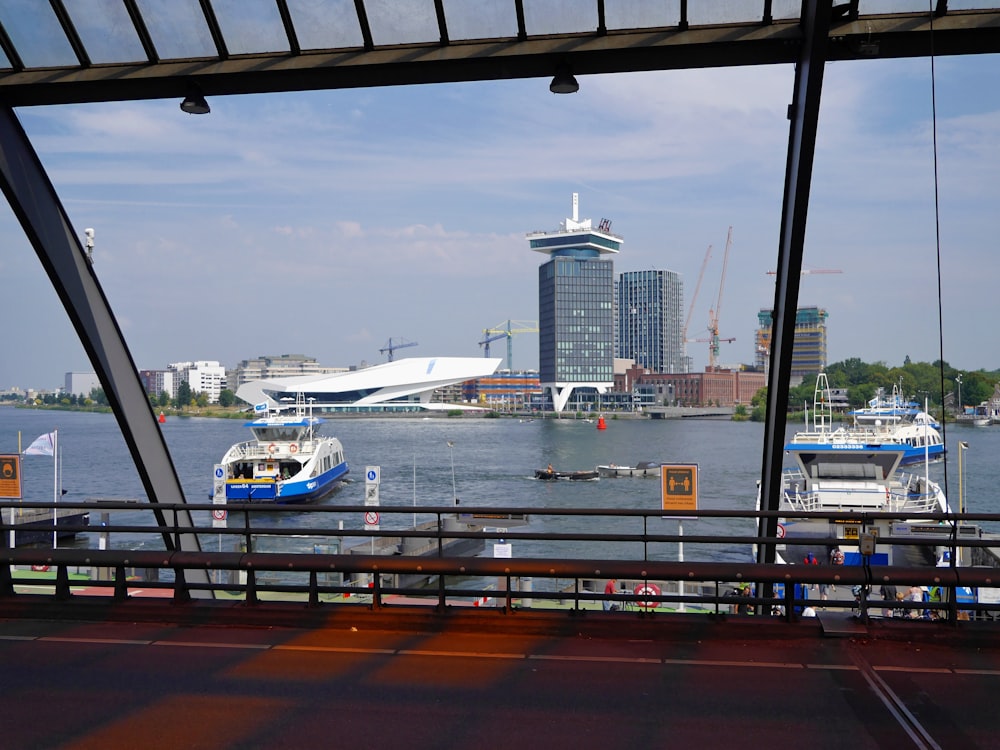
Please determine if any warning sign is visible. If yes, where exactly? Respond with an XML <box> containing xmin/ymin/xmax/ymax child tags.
<box><xmin>0</xmin><ymin>454</ymin><xmax>21</xmax><ymax>499</ymax></box>
<box><xmin>661</xmin><ymin>463</ymin><xmax>698</xmax><ymax>514</ymax></box>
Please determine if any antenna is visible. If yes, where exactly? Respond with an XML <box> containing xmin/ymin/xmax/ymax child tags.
<box><xmin>83</xmin><ymin>228</ymin><xmax>94</xmax><ymax>264</ymax></box>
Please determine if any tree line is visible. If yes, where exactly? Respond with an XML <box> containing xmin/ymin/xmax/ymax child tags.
<box><xmin>745</xmin><ymin>357</ymin><xmax>1000</xmax><ymax>421</ymax></box>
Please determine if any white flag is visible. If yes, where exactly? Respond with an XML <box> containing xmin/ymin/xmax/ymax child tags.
<box><xmin>254</xmin><ymin>402</ymin><xmax>268</xmax><ymax>413</ymax></box>
<box><xmin>23</xmin><ymin>432</ymin><xmax>55</xmax><ymax>456</ymax></box>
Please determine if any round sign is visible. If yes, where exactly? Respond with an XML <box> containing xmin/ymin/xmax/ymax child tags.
<box><xmin>212</xmin><ymin>508</ymin><xmax>227</xmax><ymax>521</ymax></box>
<box><xmin>366</xmin><ymin>469</ymin><xmax>377</xmax><ymax>482</ymax></box>
<box><xmin>634</xmin><ymin>583</ymin><xmax>662</xmax><ymax>609</ymax></box>
<box><xmin>776</xmin><ymin>523</ymin><xmax>786</xmax><ymax>539</ymax></box>
<box><xmin>215</xmin><ymin>467</ymin><xmax>224</xmax><ymax>479</ymax></box>
<box><xmin>364</xmin><ymin>511</ymin><xmax>379</xmax><ymax>525</ymax></box>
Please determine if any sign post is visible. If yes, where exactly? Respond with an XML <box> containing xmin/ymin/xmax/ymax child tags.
<box><xmin>1</xmin><ymin>455</ymin><xmax>21</xmax><ymax>550</ymax></box>
<box><xmin>365</xmin><ymin>466</ymin><xmax>380</xmax><ymax>560</ymax></box>
<box><xmin>661</xmin><ymin>463</ymin><xmax>699</xmax><ymax>612</ymax></box>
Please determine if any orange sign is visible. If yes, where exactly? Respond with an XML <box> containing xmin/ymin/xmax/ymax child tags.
<box><xmin>661</xmin><ymin>463</ymin><xmax>698</xmax><ymax>513</ymax></box>
<box><xmin>0</xmin><ymin>454</ymin><xmax>21</xmax><ymax>499</ymax></box>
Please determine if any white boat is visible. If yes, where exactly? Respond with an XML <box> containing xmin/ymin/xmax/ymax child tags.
<box><xmin>596</xmin><ymin>462</ymin><xmax>661</xmax><ymax>478</ymax></box>
<box><xmin>789</xmin><ymin>374</ymin><xmax>945</xmax><ymax>467</ymax></box>
<box><xmin>848</xmin><ymin>380</ymin><xmax>928</xmax><ymax>426</ymax></box>
<box><xmin>758</xmin><ymin>375</ymin><xmax>952</xmax><ymax>567</ymax></box>
<box><xmin>215</xmin><ymin>395</ymin><xmax>349</xmax><ymax>503</ymax></box>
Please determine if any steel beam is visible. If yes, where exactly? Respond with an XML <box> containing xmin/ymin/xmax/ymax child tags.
<box><xmin>0</xmin><ymin>104</ymin><xmax>210</xmax><ymax>596</ymax></box>
<box><xmin>0</xmin><ymin>11</ymin><xmax>997</xmax><ymax>107</ymax></box>
<box><xmin>757</xmin><ymin>0</ymin><xmax>832</xmax><ymax>565</ymax></box>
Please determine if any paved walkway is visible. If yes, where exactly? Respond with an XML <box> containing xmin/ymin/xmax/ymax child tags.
<box><xmin>0</xmin><ymin>607</ymin><xmax>998</xmax><ymax>749</ymax></box>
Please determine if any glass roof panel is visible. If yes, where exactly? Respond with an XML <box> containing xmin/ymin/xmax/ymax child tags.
<box><xmin>522</xmin><ymin>0</ymin><xmax>597</xmax><ymax>35</ymax></box>
<box><xmin>0</xmin><ymin>48</ymin><xmax>9</xmax><ymax>69</ymax></box>
<box><xmin>0</xmin><ymin>0</ymin><xmax>78</xmax><ymax>68</ymax></box>
<box><xmin>212</xmin><ymin>0</ymin><xmax>290</xmax><ymax>54</ymax></box>
<box><xmin>287</xmin><ymin>0</ymin><xmax>365</xmax><ymax>49</ymax></box>
<box><xmin>443</xmin><ymin>0</ymin><xmax>519</xmax><ymax>40</ymax></box>
<box><xmin>859</xmin><ymin>0</ymin><xmax>930</xmax><ymax>12</ymax></box>
<box><xmin>771</xmin><ymin>0</ymin><xmax>802</xmax><ymax>20</ymax></box>
<box><xmin>364</xmin><ymin>0</ymin><xmax>440</xmax><ymax>45</ymax></box>
<box><xmin>687</xmin><ymin>1</ymin><xmax>764</xmax><ymax>25</ymax></box>
<box><xmin>64</xmin><ymin>0</ymin><xmax>148</xmax><ymax>64</ymax></box>
<box><xmin>136</xmin><ymin>0</ymin><xmax>218</xmax><ymax>59</ymax></box>
<box><xmin>605</xmin><ymin>0</ymin><xmax>680</xmax><ymax>29</ymax></box>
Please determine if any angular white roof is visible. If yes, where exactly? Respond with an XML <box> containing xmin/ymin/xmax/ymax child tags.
<box><xmin>236</xmin><ymin>357</ymin><xmax>502</xmax><ymax>409</ymax></box>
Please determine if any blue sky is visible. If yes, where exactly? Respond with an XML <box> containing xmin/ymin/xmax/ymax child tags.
<box><xmin>1</xmin><ymin>53</ymin><xmax>998</xmax><ymax>390</ymax></box>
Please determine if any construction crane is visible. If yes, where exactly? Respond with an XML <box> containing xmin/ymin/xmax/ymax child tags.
<box><xmin>681</xmin><ymin>243</ymin><xmax>712</xmax><ymax>353</ymax></box>
<box><xmin>705</xmin><ymin>226</ymin><xmax>734</xmax><ymax>370</ymax></box>
<box><xmin>379</xmin><ymin>337</ymin><xmax>418</xmax><ymax>362</ymax></box>
<box><xmin>479</xmin><ymin>320</ymin><xmax>538</xmax><ymax>370</ymax></box>
<box><xmin>765</xmin><ymin>268</ymin><xmax>842</xmax><ymax>276</ymax></box>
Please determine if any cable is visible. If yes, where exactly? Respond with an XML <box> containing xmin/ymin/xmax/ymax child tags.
<box><xmin>927</xmin><ymin>2</ymin><xmax>950</xmax><ymax>505</ymax></box>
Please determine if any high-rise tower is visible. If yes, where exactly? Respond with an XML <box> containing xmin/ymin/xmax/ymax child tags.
<box><xmin>527</xmin><ymin>193</ymin><xmax>620</xmax><ymax>412</ymax></box>
<box><xmin>616</xmin><ymin>269</ymin><xmax>684</xmax><ymax>374</ymax></box>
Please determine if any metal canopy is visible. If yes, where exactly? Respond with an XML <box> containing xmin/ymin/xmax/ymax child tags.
<box><xmin>0</xmin><ymin>2</ymin><xmax>997</xmax><ymax>106</ymax></box>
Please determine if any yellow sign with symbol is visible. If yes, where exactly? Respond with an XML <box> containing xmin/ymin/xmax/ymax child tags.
<box><xmin>0</xmin><ymin>454</ymin><xmax>21</xmax><ymax>499</ymax></box>
<box><xmin>661</xmin><ymin>463</ymin><xmax>698</xmax><ymax>513</ymax></box>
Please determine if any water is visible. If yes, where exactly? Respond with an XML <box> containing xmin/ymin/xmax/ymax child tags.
<box><xmin>2</xmin><ymin>406</ymin><xmax>997</xmax><ymax>560</ymax></box>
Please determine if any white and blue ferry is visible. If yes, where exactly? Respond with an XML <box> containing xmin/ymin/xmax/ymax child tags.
<box><xmin>216</xmin><ymin>395</ymin><xmax>349</xmax><ymax>503</ymax></box>
<box><xmin>789</xmin><ymin>373</ymin><xmax>944</xmax><ymax>467</ymax></box>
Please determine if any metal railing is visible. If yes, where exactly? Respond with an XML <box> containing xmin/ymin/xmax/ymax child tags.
<box><xmin>2</xmin><ymin>498</ymin><xmax>999</xmax><ymax>625</ymax></box>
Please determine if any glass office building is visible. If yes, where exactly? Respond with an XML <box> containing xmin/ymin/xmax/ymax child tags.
<box><xmin>528</xmin><ymin>194</ymin><xmax>620</xmax><ymax>412</ymax></box>
<box><xmin>616</xmin><ymin>269</ymin><xmax>684</xmax><ymax>374</ymax></box>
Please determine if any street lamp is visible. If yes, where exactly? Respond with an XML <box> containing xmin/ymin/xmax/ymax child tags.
<box><xmin>447</xmin><ymin>441</ymin><xmax>457</xmax><ymax>505</ymax></box>
<box><xmin>956</xmin><ymin>374</ymin><xmax>963</xmax><ymax>414</ymax></box>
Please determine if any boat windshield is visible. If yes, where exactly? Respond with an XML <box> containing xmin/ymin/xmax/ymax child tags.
<box><xmin>793</xmin><ymin>451</ymin><xmax>901</xmax><ymax>480</ymax></box>
<box><xmin>252</xmin><ymin>425</ymin><xmax>307</xmax><ymax>442</ymax></box>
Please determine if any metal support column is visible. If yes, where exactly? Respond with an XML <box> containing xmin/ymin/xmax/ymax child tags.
<box><xmin>758</xmin><ymin>0</ymin><xmax>832</xmax><ymax>564</ymax></box>
<box><xmin>0</xmin><ymin>105</ymin><xmax>210</xmax><ymax>595</ymax></box>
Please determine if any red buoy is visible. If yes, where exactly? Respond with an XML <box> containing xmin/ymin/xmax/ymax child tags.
<box><xmin>597</xmin><ymin>415</ymin><xmax>606</xmax><ymax>430</ymax></box>
<box><xmin>158</xmin><ymin>412</ymin><xmax>166</xmax><ymax>423</ymax></box>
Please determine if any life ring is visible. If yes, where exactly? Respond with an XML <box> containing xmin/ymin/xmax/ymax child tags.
<box><xmin>634</xmin><ymin>583</ymin><xmax>662</xmax><ymax>609</ymax></box>
<box><xmin>31</xmin><ymin>564</ymin><xmax>49</xmax><ymax>572</ymax></box>
<box><xmin>289</xmin><ymin>444</ymin><xmax>298</xmax><ymax>454</ymax></box>
<box><xmin>267</xmin><ymin>443</ymin><xmax>278</xmax><ymax>454</ymax></box>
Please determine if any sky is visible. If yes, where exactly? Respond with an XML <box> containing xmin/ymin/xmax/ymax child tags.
<box><xmin>1</xmin><ymin>51</ymin><xmax>999</xmax><ymax>390</ymax></box>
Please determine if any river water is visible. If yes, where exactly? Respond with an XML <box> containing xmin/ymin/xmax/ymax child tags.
<box><xmin>2</xmin><ymin>406</ymin><xmax>997</xmax><ymax>562</ymax></box>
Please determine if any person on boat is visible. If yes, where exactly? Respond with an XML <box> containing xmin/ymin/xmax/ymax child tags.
<box><xmin>547</xmin><ymin>463</ymin><xmax>554</xmax><ymax>473</ymax></box>
<box><xmin>603</xmin><ymin>578</ymin><xmax>619</xmax><ymax>611</ymax></box>
<box><xmin>880</xmin><ymin>583</ymin><xmax>899</xmax><ymax>617</ymax></box>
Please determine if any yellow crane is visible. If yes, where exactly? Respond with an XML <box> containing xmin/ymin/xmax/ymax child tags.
<box><xmin>479</xmin><ymin>320</ymin><xmax>538</xmax><ymax>370</ymax></box>
<box><xmin>683</xmin><ymin>227</ymin><xmax>736</xmax><ymax>371</ymax></box>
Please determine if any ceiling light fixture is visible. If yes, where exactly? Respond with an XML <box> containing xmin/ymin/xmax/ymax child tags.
<box><xmin>180</xmin><ymin>85</ymin><xmax>211</xmax><ymax>115</ymax></box>
<box><xmin>549</xmin><ymin>64</ymin><xmax>579</xmax><ymax>94</ymax></box>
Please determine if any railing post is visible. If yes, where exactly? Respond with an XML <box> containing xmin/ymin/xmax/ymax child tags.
<box><xmin>371</xmin><ymin>574</ymin><xmax>382</xmax><ymax>610</ymax></box>
<box><xmin>114</xmin><ymin>565</ymin><xmax>128</xmax><ymax>601</ymax></box>
<box><xmin>307</xmin><ymin>570</ymin><xmax>319</xmax><ymax>608</ymax></box>
<box><xmin>173</xmin><ymin>567</ymin><xmax>191</xmax><ymax>604</ymax></box>
<box><xmin>245</xmin><ymin>568</ymin><xmax>258</xmax><ymax>606</ymax></box>
<box><xmin>505</xmin><ymin>575</ymin><xmax>512</xmax><ymax>612</ymax></box>
<box><xmin>54</xmin><ymin>564</ymin><xmax>71</xmax><ymax>600</ymax></box>
<box><xmin>0</xmin><ymin>557</ymin><xmax>13</xmax><ymax>598</ymax></box>
<box><xmin>437</xmin><ymin>574</ymin><xmax>446</xmax><ymax>611</ymax></box>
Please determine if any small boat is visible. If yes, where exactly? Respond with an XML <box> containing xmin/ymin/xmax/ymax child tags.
<box><xmin>596</xmin><ymin>462</ymin><xmax>661</xmax><ymax>478</ymax></box>
<box><xmin>215</xmin><ymin>394</ymin><xmax>349</xmax><ymax>503</ymax></box>
<box><xmin>534</xmin><ymin>468</ymin><xmax>599</xmax><ymax>481</ymax></box>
